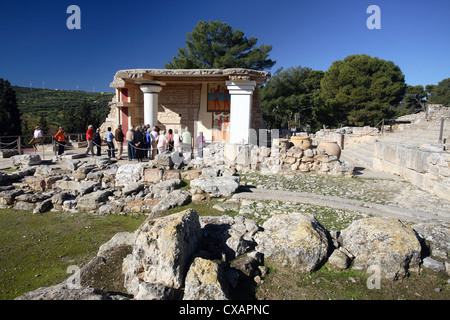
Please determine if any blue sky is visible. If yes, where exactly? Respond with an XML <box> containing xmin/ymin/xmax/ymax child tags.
<box><xmin>0</xmin><ymin>0</ymin><xmax>449</xmax><ymax>92</ymax></box>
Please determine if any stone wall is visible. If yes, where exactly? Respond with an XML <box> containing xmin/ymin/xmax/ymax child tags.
<box><xmin>373</xmin><ymin>141</ymin><xmax>450</xmax><ymax>201</ymax></box>
<box><xmin>196</xmin><ymin>142</ymin><xmax>354</xmax><ymax>177</ymax></box>
<box><xmin>311</xmin><ymin>126</ymin><xmax>379</xmax><ymax>149</ymax></box>
<box><xmin>396</xmin><ymin>105</ymin><xmax>450</xmax><ymax>123</ymax></box>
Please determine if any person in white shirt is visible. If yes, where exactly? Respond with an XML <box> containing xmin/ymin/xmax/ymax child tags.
<box><xmin>173</xmin><ymin>129</ymin><xmax>182</xmax><ymax>152</ymax></box>
<box><xmin>150</xmin><ymin>126</ymin><xmax>159</xmax><ymax>159</ymax></box>
<box><xmin>157</xmin><ymin>129</ymin><xmax>169</xmax><ymax>154</ymax></box>
<box><xmin>182</xmin><ymin>126</ymin><xmax>191</xmax><ymax>153</ymax></box>
<box><xmin>30</xmin><ymin>126</ymin><xmax>44</xmax><ymax>151</ymax></box>
<box><xmin>34</xmin><ymin>126</ymin><xmax>43</xmax><ymax>139</ymax></box>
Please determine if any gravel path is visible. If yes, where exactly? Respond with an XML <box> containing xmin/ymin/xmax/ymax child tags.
<box><xmin>236</xmin><ymin>172</ymin><xmax>450</xmax><ymax>224</ymax></box>
<box><xmin>234</xmin><ymin>187</ymin><xmax>448</xmax><ymax>223</ymax></box>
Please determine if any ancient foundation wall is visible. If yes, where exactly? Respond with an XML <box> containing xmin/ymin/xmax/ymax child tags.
<box><xmin>373</xmin><ymin>141</ymin><xmax>450</xmax><ymax>201</ymax></box>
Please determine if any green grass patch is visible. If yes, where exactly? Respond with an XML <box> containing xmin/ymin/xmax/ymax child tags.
<box><xmin>0</xmin><ymin>209</ymin><xmax>146</xmax><ymax>300</ymax></box>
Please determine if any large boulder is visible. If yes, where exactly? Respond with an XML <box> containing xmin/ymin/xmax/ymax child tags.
<box><xmin>76</xmin><ymin>190</ymin><xmax>113</xmax><ymax>212</ymax></box>
<box><xmin>183</xmin><ymin>257</ymin><xmax>230</xmax><ymax>300</ymax></box>
<box><xmin>190</xmin><ymin>176</ymin><xmax>240</xmax><ymax>197</ymax></box>
<box><xmin>115</xmin><ymin>163</ymin><xmax>146</xmax><ymax>187</ymax></box>
<box><xmin>412</xmin><ymin>222</ymin><xmax>450</xmax><ymax>261</ymax></box>
<box><xmin>14</xmin><ymin>283</ymin><xmax>119</xmax><ymax>300</ymax></box>
<box><xmin>122</xmin><ymin>209</ymin><xmax>202</xmax><ymax>297</ymax></box>
<box><xmin>255</xmin><ymin>212</ymin><xmax>330</xmax><ymax>273</ymax></box>
<box><xmin>199</xmin><ymin>215</ymin><xmax>260</xmax><ymax>261</ymax></box>
<box><xmin>53</xmin><ymin>180</ymin><xmax>99</xmax><ymax>196</ymax></box>
<box><xmin>11</xmin><ymin>154</ymin><xmax>41</xmax><ymax>167</ymax></box>
<box><xmin>146</xmin><ymin>179</ymin><xmax>181</xmax><ymax>199</ymax></box>
<box><xmin>97</xmin><ymin>232</ymin><xmax>135</xmax><ymax>257</ymax></box>
<box><xmin>151</xmin><ymin>190</ymin><xmax>191</xmax><ymax>215</ymax></box>
<box><xmin>0</xmin><ymin>189</ymin><xmax>24</xmax><ymax>207</ymax></box>
<box><xmin>340</xmin><ymin>217</ymin><xmax>422</xmax><ymax>280</ymax></box>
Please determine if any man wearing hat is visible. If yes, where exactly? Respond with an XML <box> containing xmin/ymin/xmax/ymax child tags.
<box><xmin>29</xmin><ymin>126</ymin><xmax>44</xmax><ymax>151</ymax></box>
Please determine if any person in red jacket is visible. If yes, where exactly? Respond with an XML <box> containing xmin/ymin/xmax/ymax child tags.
<box><xmin>54</xmin><ymin>126</ymin><xmax>66</xmax><ymax>157</ymax></box>
<box><xmin>85</xmin><ymin>125</ymin><xmax>95</xmax><ymax>157</ymax></box>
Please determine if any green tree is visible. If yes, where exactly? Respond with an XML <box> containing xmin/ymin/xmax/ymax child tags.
<box><xmin>260</xmin><ymin>66</ymin><xmax>324</xmax><ymax>130</ymax></box>
<box><xmin>61</xmin><ymin>99</ymin><xmax>93</xmax><ymax>133</ymax></box>
<box><xmin>0</xmin><ymin>78</ymin><xmax>22</xmax><ymax>136</ymax></box>
<box><xmin>317</xmin><ymin>54</ymin><xmax>406</xmax><ymax>127</ymax></box>
<box><xmin>426</xmin><ymin>78</ymin><xmax>450</xmax><ymax>106</ymax></box>
<box><xmin>165</xmin><ymin>20</ymin><xmax>275</xmax><ymax>70</ymax></box>
<box><xmin>398</xmin><ymin>85</ymin><xmax>428</xmax><ymax>116</ymax></box>
<box><xmin>61</xmin><ymin>104</ymin><xmax>78</xmax><ymax>133</ymax></box>
<box><xmin>38</xmin><ymin>114</ymin><xmax>50</xmax><ymax>134</ymax></box>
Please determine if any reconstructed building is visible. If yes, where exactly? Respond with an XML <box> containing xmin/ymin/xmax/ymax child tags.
<box><xmin>102</xmin><ymin>68</ymin><xmax>270</xmax><ymax>144</ymax></box>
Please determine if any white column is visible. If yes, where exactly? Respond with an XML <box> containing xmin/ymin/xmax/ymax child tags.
<box><xmin>225</xmin><ymin>80</ymin><xmax>256</xmax><ymax>144</ymax></box>
<box><xmin>140</xmin><ymin>83</ymin><xmax>163</xmax><ymax>127</ymax></box>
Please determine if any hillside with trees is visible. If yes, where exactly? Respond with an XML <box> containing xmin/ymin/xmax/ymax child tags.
<box><xmin>13</xmin><ymin>86</ymin><xmax>114</xmax><ymax>142</ymax></box>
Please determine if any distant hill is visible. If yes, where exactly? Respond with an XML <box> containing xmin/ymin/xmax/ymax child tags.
<box><xmin>13</xmin><ymin>86</ymin><xmax>114</xmax><ymax>139</ymax></box>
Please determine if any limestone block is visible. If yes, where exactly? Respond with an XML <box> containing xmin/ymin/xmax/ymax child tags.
<box><xmin>143</xmin><ymin>168</ymin><xmax>163</xmax><ymax>183</ymax></box>
<box><xmin>115</xmin><ymin>163</ymin><xmax>146</xmax><ymax>187</ymax></box>
<box><xmin>190</xmin><ymin>176</ymin><xmax>240</xmax><ymax>198</ymax></box>
<box><xmin>123</xmin><ymin>209</ymin><xmax>201</xmax><ymax>295</ymax></box>
<box><xmin>163</xmin><ymin>170</ymin><xmax>181</xmax><ymax>181</ymax></box>
<box><xmin>11</xmin><ymin>154</ymin><xmax>41</xmax><ymax>167</ymax></box>
<box><xmin>183</xmin><ymin>257</ymin><xmax>230</xmax><ymax>300</ymax></box>
<box><xmin>255</xmin><ymin>212</ymin><xmax>330</xmax><ymax>273</ymax></box>
<box><xmin>340</xmin><ymin>217</ymin><xmax>422</xmax><ymax>280</ymax></box>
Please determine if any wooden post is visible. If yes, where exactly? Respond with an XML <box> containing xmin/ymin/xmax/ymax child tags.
<box><xmin>17</xmin><ymin>137</ymin><xmax>22</xmax><ymax>155</ymax></box>
<box><xmin>438</xmin><ymin>117</ymin><xmax>445</xmax><ymax>143</ymax></box>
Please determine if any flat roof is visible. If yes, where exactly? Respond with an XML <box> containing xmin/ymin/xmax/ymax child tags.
<box><xmin>111</xmin><ymin>68</ymin><xmax>271</xmax><ymax>88</ymax></box>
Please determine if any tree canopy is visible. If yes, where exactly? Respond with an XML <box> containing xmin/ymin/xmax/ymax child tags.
<box><xmin>260</xmin><ymin>66</ymin><xmax>324</xmax><ymax>130</ymax></box>
<box><xmin>317</xmin><ymin>54</ymin><xmax>406</xmax><ymax>127</ymax></box>
<box><xmin>426</xmin><ymin>78</ymin><xmax>450</xmax><ymax>106</ymax></box>
<box><xmin>399</xmin><ymin>85</ymin><xmax>428</xmax><ymax>115</ymax></box>
<box><xmin>0</xmin><ymin>78</ymin><xmax>22</xmax><ymax>136</ymax></box>
<box><xmin>165</xmin><ymin>20</ymin><xmax>275</xmax><ymax>70</ymax></box>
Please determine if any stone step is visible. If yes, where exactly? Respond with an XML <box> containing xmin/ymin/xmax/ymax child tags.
<box><xmin>340</xmin><ymin>148</ymin><xmax>373</xmax><ymax>169</ymax></box>
<box><xmin>379</xmin><ymin>135</ymin><xmax>445</xmax><ymax>146</ymax></box>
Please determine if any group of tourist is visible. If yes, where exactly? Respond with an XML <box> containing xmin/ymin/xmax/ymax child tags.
<box><xmin>51</xmin><ymin>123</ymin><xmax>206</xmax><ymax>161</ymax></box>
<box><xmin>125</xmin><ymin>125</ymin><xmax>194</xmax><ymax>162</ymax></box>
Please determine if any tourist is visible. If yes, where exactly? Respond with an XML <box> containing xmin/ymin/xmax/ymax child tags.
<box><xmin>126</xmin><ymin>125</ymin><xmax>135</xmax><ymax>161</ymax></box>
<box><xmin>115</xmin><ymin>124</ymin><xmax>124</xmax><ymax>159</ymax></box>
<box><xmin>54</xmin><ymin>126</ymin><xmax>66</xmax><ymax>157</ymax></box>
<box><xmin>106</xmin><ymin>127</ymin><xmax>115</xmax><ymax>159</ymax></box>
<box><xmin>167</xmin><ymin>129</ymin><xmax>174</xmax><ymax>151</ymax></box>
<box><xmin>133</xmin><ymin>125</ymin><xmax>145</xmax><ymax>162</ymax></box>
<box><xmin>195</xmin><ymin>131</ymin><xmax>205</xmax><ymax>158</ymax></box>
<box><xmin>94</xmin><ymin>128</ymin><xmax>102</xmax><ymax>156</ymax></box>
<box><xmin>182</xmin><ymin>126</ymin><xmax>191</xmax><ymax>153</ymax></box>
<box><xmin>150</xmin><ymin>126</ymin><xmax>159</xmax><ymax>159</ymax></box>
<box><xmin>146</xmin><ymin>128</ymin><xmax>152</xmax><ymax>159</ymax></box>
<box><xmin>173</xmin><ymin>129</ymin><xmax>182</xmax><ymax>152</ymax></box>
<box><xmin>30</xmin><ymin>126</ymin><xmax>44</xmax><ymax>151</ymax></box>
<box><xmin>85</xmin><ymin>125</ymin><xmax>95</xmax><ymax>157</ymax></box>
<box><xmin>157</xmin><ymin>129</ymin><xmax>169</xmax><ymax>154</ymax></box>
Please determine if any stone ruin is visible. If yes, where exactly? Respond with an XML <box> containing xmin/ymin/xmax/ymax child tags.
<box><xmin>1</xmin><ymin>146</ymin><xmax>448</xmax><ymax>300</ymax></box>
<box><xmin>15</xmin><ymin>208</ymin><xmax>449</xmax><ymax>300</ymax></box>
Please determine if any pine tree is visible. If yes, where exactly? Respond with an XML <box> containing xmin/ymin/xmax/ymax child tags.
<box><xmin>0</xmin><ymin>78</ymin><xmax>22</xmax><ymax>136</ymax></box>
<box><xmin>165</xmin><ymin>20</ymin><xmax>275</xmax><ymax>70</ymax></box>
